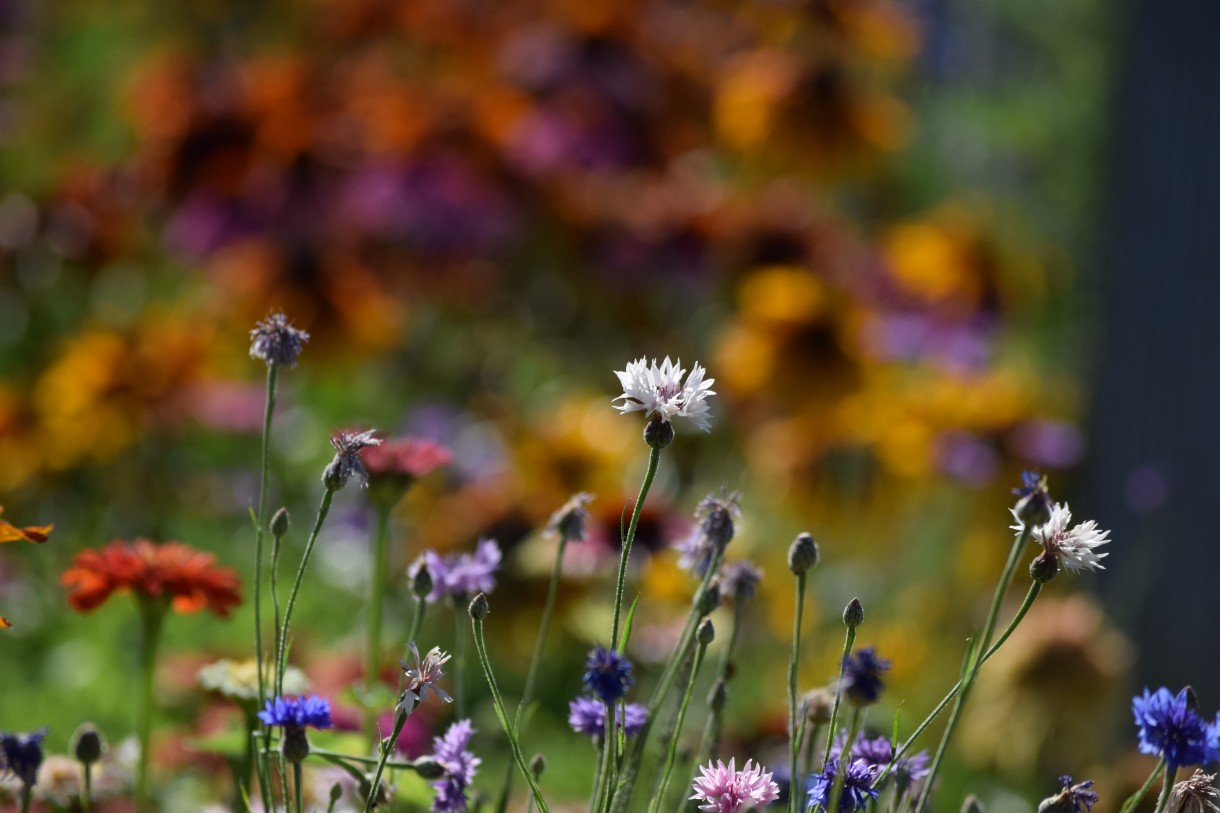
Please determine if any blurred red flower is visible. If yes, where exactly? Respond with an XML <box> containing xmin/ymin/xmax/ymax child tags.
<box><xmin>62</xmin><ymin>539</ymin><xmax>241</xmax><ymax>616</ymax></box>
<box><xmin>360</xmin><ymin>436</ymin><xmax>452</xmax><ymax>480</ymax></box>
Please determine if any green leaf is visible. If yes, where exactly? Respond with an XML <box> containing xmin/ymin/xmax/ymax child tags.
<box><xmin>618</xmin><ymin>596</ymin><xmax>641</xmax><ymax>652</ymax></box>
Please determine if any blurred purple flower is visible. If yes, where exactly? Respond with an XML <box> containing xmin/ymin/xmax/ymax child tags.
<box><xmin>1009</xmin><ymin>420</ymin><xmax>1085</xmax><ymax>469</ymax></box>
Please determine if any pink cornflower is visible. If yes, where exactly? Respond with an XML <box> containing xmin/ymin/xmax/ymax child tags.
<box><xmin>690</xmin><ymin>758</ymin><xmax>780</xmax><ymax>813</ymax></box>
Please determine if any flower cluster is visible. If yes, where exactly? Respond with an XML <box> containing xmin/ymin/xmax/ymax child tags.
<box><xmin>412</xmin><ymin>539</ymin><xmax>502</xmax><ymax>604</ymax></box>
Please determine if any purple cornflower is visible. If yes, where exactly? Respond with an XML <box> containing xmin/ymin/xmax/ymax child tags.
<box><xmin>413</xmin><ymin>539</ymin><xmax>502</xmax><ymax>604</ymax></box>
<box><xmin>323</xmin><ymin>429</ymin><xmax>383</xmax><ymax>490</ymax></box>
<box><xmin>430</xmin><ymin>719</ymin><xmax>480</xmax><ymax>813</ymax></box>
<box><xmin>1</xmin><ymin>728</ymin><xmax>46</xmax><ymax>788</ymax></box>
<box><xmin>719</xmin><ymin>560</ymin><xmax>764</xmax><ymax>602</ymax></box>
<box><xmin>676</xmin><ymin>492</ymin><xmax>741</xmax><ymax>576</ymax></box>
<box><xmin>806</xmin><ymin>759</ymin><xmax>880</xmax><ymax>813</ymax></box>
<box><xmin>841</xmin><ymin>648</ymin><xmax>891</xmax><ymax>706</ymax></box>
<box><xmin>1036</xmin><ymin>775</ymin><xmax>1099</xmax><ymax>813</ymax></box>
<box><xmin>827</xmin><ymin>734</ymin><xmax>928</xmax><ymax>792</ymax></box>
<box><xmin>567</xmin><ymin>697</ymin><xmax>648</xmax><ymax>737</ymax></box>
<box><xmin>690</xmin><ymin>758</ymin><xmax>780</xmax><ymax>813</ymax></box>
<box><xmin>258</xmin><ymin>695</ymin><xmax>333</xmax><ymax>729</ymax></box>
<box><xmin>1133</xmin><ymin>687</ymin><xmax>1220</xmax><ymax>769</ymax></box>
<box><xmin>249</xmin><ymin>311</ymin><xmax>310</xmax><ymax>369</ymax></box>
<box><xmin>583</xmin><ymin>644</ymin><xmax>634</xmax><ymax>704</ymax></box>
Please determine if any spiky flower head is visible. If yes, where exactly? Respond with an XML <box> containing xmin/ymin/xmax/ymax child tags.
<box><xmin>399</xmin><ymin>643</ymin><xmax>454</xmax><ymax>715</ymax></box>
<box><xmin>841</xmin><ymin>648</ymin><xmax>891</xmax><ymax>706</ymax></box>
<box><xmin>1012</xmin><ymin>503</ymin><xmax>1110</xmax><ymax>573</ymax></box>
<box><xmin>583</xmin><ymin>645</ymin><xmax>635</xmax><ymax>705</ymax></box>
<box><xmin>567</xmin><ymin>697</ymin><xmax>648</xmax><ymax>738</ymax></box>
<box><xmin>249</xmin><ymin>311</ymin><xmax>310</xmax><ymax>369</ymax></box>
<box><xmin>1037</xmin><ymin>775</ymin><xmax>1100</xmax><ymax>813</ymax></box>
<box><xmin>547</xmin><ymin>492</ymin><xmax>595</xmax><ymax>544</ymax></box>
<box><xmin>677</xmin><ymin>492</ymin><xmax>742</xmax><ymax>576</ymax></box>
<box><xmin>1</xmin><ymin>728</ymin><xmax>46</xmax><ymax>787</ymax></box>
<box><xmin>719</xmin><ymin>560</ymin><xmax>764</xmax><ymax>602</ymax></box>
<box><xmin>1133</xmin><ymin>687</ymin><xmax>1220</xmax><ymax>769</ymax></box>
<box><xmin>613</xmin><ymin>356</ymin><xmax>716</xmax><ymax>432</ymax></box>
<box><xmin>257</xmin><ymin>695</ymin><xmax>333</xmax><ymax>730</ymax></box>
<box><xmin>323</xmin><ymin>429</ymin><xmax>382</xmax><ymax>490</ymax></box>
<box><xmin>1170</xmin><ymin>770</ymin><xmax>1220</xmax><ymax>813</ymax></box>
<box><xmin>690</xmin><ymin>758</ymin><xmax>780</xmax><ymax>813</ymax></box>
<box><xmin>806</xmin><ymin>759</ymin><xmax>880</xmax><ymax>813</ymax></box>
<box><xmin>430</xmin><ymin>719</ymin><xmax>480</xmax><ymax>813</ymax></box>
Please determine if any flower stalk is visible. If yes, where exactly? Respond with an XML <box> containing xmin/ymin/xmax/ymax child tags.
<box><xmin>253</xmin><ymin>363</ymin><xmax>279</xmax><ymax>714</ymax></box>
<box><xmin>135</xmin><ymin>598</ymin><xmax>166</xmax><ymax>813</ymax></box>
<box><xmin>365</xmin><ymin>502</ymin><xmax>392</xmax><ymax>737</ymax></box>
<box><xmin>651</xmin><ymin>621</ymin><xmax>713</xmax><ymax>813</ymax></box>
<box><xmin>277</xmin><ymin>487</ymin><xmax>336</xmax><ymax>698</ymax></box>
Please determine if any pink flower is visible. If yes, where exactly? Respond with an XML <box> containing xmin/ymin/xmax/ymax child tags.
<box><xmin>690</xmin><ymin>758</ymin><xmax>780</xmax><ymax>813</ymax></box>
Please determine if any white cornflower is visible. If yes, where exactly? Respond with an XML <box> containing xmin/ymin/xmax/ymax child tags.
<box><xmin>1013</xmin><ymin>502</ymin><xmax>1111</xmax><ymax>573</ymax></box>
<box><xmin>612</xmin><ymin>357</ymin><xmax>716</xmax><ymax>432</ymax></box>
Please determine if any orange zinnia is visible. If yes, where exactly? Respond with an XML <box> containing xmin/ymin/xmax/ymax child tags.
<box><xmin>62</xmin><ymin>539</ymin><xmax>241</xmax><ymax>616</ymax></box>
<box><xmin>0</xmin><ymin>506</ymin><xmax>52</xmax><ymax>544</ymax></box>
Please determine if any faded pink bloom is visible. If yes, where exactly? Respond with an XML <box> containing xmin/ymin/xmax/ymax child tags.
<box><xmin>361</xmin><ymin>436</ymin><xmax>452</xmax><ymax>480</ymax></box>
<box><xmin>690</xmin><ymin>758</ymin><xmax>780</xmax><ymax>813</ymax></box>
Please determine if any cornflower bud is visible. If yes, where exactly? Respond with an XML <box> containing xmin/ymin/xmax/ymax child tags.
<box><xmin>788</xmin><ymin>533</ymin><xmax>819</xmax><ymax>574</ymax></box>
<box><xmin>468</xmin><ymin>592</ymin><xmax>490</xmax><ymax>620</ymax></box>
<box><xmin>696</xmin><ymin>618</ymin><xmax>715</xmax><ymax>645</ymax></box>
<box><xmin>843</xmin><ymin>597</ymin><xmax>864</xmax><ymax>629</ymax></box>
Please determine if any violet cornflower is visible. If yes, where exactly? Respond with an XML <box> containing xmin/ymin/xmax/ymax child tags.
<box><xmin>806</xmin><ymin>759</ymin><xmax>879</xmax><ymax>813</ymax></box>
<box><xmin>413</xmin><ymin>539</ymin><xmax>502</xmax><ymax>603</ymax></box>
<box><xmin>430</xmin><ymin>719</ymin><xmax>480</xmax><ymax>813</ymax></box>
<box><xmin>568</xmin><ymin>696</ymin><xmax>648</xmax><ymax>738</ymax></box>
<box><xmin>583</xmin><ymin>645</ymin><xmax>635</xmax><ymax>705</ymax></box>
<box><xmin>841</xmin><ymin>648</ymin><xmax>891</xmax><ymax>706</ymax></box>
<box><xmin>690</xmin><ymin>758</ymin><xmax>780</xmax><ymax>813</ymax></box>
<box><xmin>1133</xmin><ymin>687</ymin><xmax>1220</xmax><ymax>769</ymax></box>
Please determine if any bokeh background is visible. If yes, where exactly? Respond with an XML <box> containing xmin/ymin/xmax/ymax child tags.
<box><xmin>1</xmin><ymin>0</ymin><xmax>1210</xmax><ymax>809</ymax></box>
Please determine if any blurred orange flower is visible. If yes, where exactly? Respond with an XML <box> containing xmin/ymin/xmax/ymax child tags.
<box><xmin>0</xmin><ymin>506</ymin><xmax>52</xmax><ymax>544</ymax></box>
<box><xmin>62</xmin><ymin>539</ymin><xmax>241</xmax><ymax>617</ymax></box>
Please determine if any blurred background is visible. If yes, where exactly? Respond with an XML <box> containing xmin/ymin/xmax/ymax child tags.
<box><xmin>0</xmin><ymin>0</ymin><xmax>1209</xmax><ymax>809</ymax></box>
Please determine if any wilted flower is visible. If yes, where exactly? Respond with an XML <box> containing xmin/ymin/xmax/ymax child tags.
<box><xmin>1</xmin><ymin>728</ymin><xmax>46</xmax><ymax>788</ymax></box>
<box><xmin>249</xmin><ymin>311</ymin><xmax>310</xmax><ymax>369</ymax></box>
<box><xmin>430</xmin><ymin>719</ymin><xmax>480</xmax><ymax>813</ymax></box>
<box><xmin>413</xmin><ymin>539</ymin><xmax>502</xmax><ymax>603</ymax></box>
<box><xmin>1133</xmin><ymin>687</ymin><xmax>1220</xmax><ymax>769</ymax></box>
<box><xmin>719</xmin><ymin>560</ymin><xmax>764</xmax><ymax>601</ymax></box>
<box><xmin>613</xmin><ymin>356</ymin><xmax>716</xmax><ymax>432</ymax></box>
<box><xmin>399</xmin><ymin>643</ymin><xmax>454</xmax><ymax>715</ymax></box>
<box><xmin>1170</xmin><ymin>770</ymin><xmax>1220</xmax><ymax>813</ymax></box>
<box><xmin>1012</xmin><ymin>503</ymin><xmax>1110</xmax><ymax>573</ymax></box>
<box><xmin>323</xmin><ymin>429</ymin><xmax>383</xmax><ymax>490</ymax></box>
<box><xmin>1037</xmin><ymin>775</ymin><xmax>1099</xmax><ymax>813</ymax></box>
<box><xmin>567</xmin><ymin>697</ymin><xmax>648</xmax><ymax>738</ymax></box>
<box><xmin>0</xmin><ymin>506</ymin><xmax>52</xmax><ymax>545</ymax></box>
<box><xmin>841</xmin><ymin>648</ymin><xmax>891</xmax><ymax>706</ymax></box>
<box><xmin>199</xmin><ymin>658</ymin><xmax>308</xmax><ymax>704</ymax></box>
<box><xmin>61</xmin><ymin>539</ymin><xmax>241</xmax><ymax>616</ymax></box>
<box><xmin>690</xmin><ymin>758</ymin><xmax>780</xmax><ymax>813</ymax></box>
<box><xmin>676</xmin><ymin>492</ymin><xmax>741</xmax><ymax>575</ymax></box>
<box><xmin>583</xmin><ymin>645</ymin><xmax>634</xmax><ymax>705</ymax></box>
<box><xmin>547</xmin><ymin>492</ymin><xmax>595</xmax><ymax>544</ymax></box>
<box><xmin>806</xmin><ymin>759</ymin><xmax>880</xmax><ymax>813</ymax></box>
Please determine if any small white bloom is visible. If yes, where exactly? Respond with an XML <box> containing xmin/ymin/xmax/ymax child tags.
<box><xmin>1017</xmin><ymin>502</ymin><xmax>1111</xmax><ymax>573</ymax></box>
<box><xmin>398</xmin><ymin>642</ymin><xmax>453</xmax><ymax>715</ymax></box>
<box><xmin>613</xmin><ymin>356</ymin><xmax>716</xmax><ymax>432</ymax></box>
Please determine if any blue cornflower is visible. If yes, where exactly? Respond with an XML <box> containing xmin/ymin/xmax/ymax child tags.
<box><xmin>841</xmin><ymin>648</ymin><xmax>891</xmax><ymax>706</ymax></box>
<box><xmin>258</xmin><ymin>695</ymin><xmax>333</xmax><ymax>729</ymax></box>
<box><xmin>1133</xmin><ymin>687</ymin><xmax>1220</xmax><ymax>769</ymax></box>
<box><xmin>430</xmin><ymin>719</ymin><xmax>480</xmax><ymax>813</ymax></box>
<box><xmin>568</xmin><ymin>696</ymin><xmax>648</xmax><ymax>738</ymax></box>
<box><xmin>806</xmin><ymin>759</ymin><xmax>880</xmax><ymax>813</ymax></box>
<box><xmin>583</xmin><ymin>645</ymin><xmax>635</xmax><ymax>705</ymax></box>
<box><xmin>1</xmin><ymin>728</ymin><xmax>46</xmax><ymax>788</ymax></box>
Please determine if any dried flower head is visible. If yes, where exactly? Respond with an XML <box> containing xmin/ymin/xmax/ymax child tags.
<box><xmin>1170</xmin><ymin>770</ymin><xmax>1220</xmax><ymax>813</ymax></box>
<box><xmin>547</xmin><ymin>492</ymin><xmax>595</xmax><ymax>544</ymax></box>
<box><xmin>249</xmin><ymin>311</ymin><xmax>310</xmax><ymax>369</ymax></box>
<box><xmin>613</xmin><ymin>356</ymin><xmax>716</xmax><ymax>432</ymax></box>
<box><xmin>567</xmin><ymin>697</ymin><xmax>648</xmax><ymax>738</ymax></box>
<box><xmin>61</xmin><ymin>539</ymin><xmax>241</xmax><ymax>616</ymax></box>
<box><xmin>400</xmin><ymin>643</ymin><xmax>454</xmax><ymax>715</ymax></box>
<box><xmin>690</xmin><ymin>758</ymin><xmax>780</xmax><ymax>813</ymax></box>
<box><xmin>676</xmin><ymin>492</ymin><xmax>741</xmax><ymax>575</ymax></box>
<box><xmin>1037</xmin><ymin>775</ymin><xmax>1100</xmax><ymax>813</ymax></box>
<box><xmin>1013</xmin><ymin>503</ymin><xmax>1110</xmax><ymax>573</ymax></box>
<box><xmin>323</xmin><ymin>429</ymin><xmax>383</xmax><ymax>490</ymax></box>
<box><xmin>430</xmin><ymin>719</ymin><xmax>480</xmax><ymax>813</ymax></box>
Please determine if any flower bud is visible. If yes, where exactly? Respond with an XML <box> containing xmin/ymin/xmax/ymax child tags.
<box><xmin>842</xmin><ymin>598</ymin><xmax>864</xmax><ymax>629</ymax></box>
<box><xmin>271</xmin><ymin>507</ymin><xmax>291</xmax><ymax>538</ymax></box>
<box><xmin>322</xmin><ymin>459</ymin><xmax>345</xmax><ymax>491</ymax></box>
<box><xmin>329</xmin><ymin>782</ymin><xmax>344</xmax><ymax>804</ymax></box>
<box><xmin>643</xmin><ymin>417</ymin><xmax>675</xmax><ymax>449</ymax></box>
<box><xmin>412</xmin><ymin>756</ymin><xmax>445</xmax><ymax>779</ymax></box>
<box><xmin>708</xmin><ymin>678</ymin><xmax>728</xmax><ymax>712</ymax></box>
<box><xmin>1030</xmin><ymin>551</ymin><xmax>1059</xmax><ymax>583</ymax></box>
<box><xmin>788</xmin><ymin>533</ymin><xmax>819</xmax><ymax>575</ymax></box>
<box><xmin>468</xmin><ymin>592</ymin><xmax>490</xmax><ymax>620</ymax></box>
<box><xmin>71</xmin><ymin>723</ymin><xmax>105</xmax><ymax>766</ymax></box>
<box><xmin>281</xmin><ymin>725</ymin><xmax>311</xmax><ymax>764</ymax></box>
<box><xmin>696</xmin><ymin>618</ymin><xmax>715</xmax><ymax>645</ymax></box>
<box><xmin>1015</xmin><ymin>473</ymin><xmax>1053</xmax><ymax>527</ymax></box>
<box><xmin>530</xmin><ymin>753</ymin><xmax>547</xmax><ymax>781</ymax></box>
<box><xmin>696</xmin><ymin>580</ymin><xmax>722</xmax><ymax>617</ymax></box>
<box><xmin>411</xmin><ymin>564</ymin><xmax>434</xmax><ymax>600</ymax></box>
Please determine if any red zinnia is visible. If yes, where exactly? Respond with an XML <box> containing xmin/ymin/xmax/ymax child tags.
<box><xmin>360</xmin><ymin>436</ymin><xmax>452</xmax><ymax>480</ymax></box>
<box><xmin>62</xmin><ymin>539</ymin><xmax>242</xmax><ymax>616</ymax></box>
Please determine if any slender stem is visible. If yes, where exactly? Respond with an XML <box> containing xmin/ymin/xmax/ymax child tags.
<box><xmin>822</xmin><ymin>628</ymin><xmax>857</xmax><ymax>769</ymax></box>
<box><xmin>788</xmin><ymin>572</ymin><xmax>807</xmax><ymax>813</ymax></box>
<box><xmin>595</xmin><ymin>701</ymin><xmax>616</xmax><ymax>813</ymax></box>
<box><xmin>1152</xmin><ymin>765</ymin><xmax>1179</xmax><ymax>813</ymax></box>
<box><xmin>277</xmin><ymin>488</ymin><xmax>335</xmax><ymax>698</ymax></box>
<box><xmin>366</xmin><ymin>504</ymin><xmax>392</xmax><ymax>737</ymax></box>
<box><xmin>520</xmin><ymin>536</ymin><xmax>569</xmax><ymax>725</ymax></box>
<box><xmin>408</xmin><ymin>596</ymin><xmax>427</xmax><ymax>648</ymax></box>
<box><xmin>236</xmin><ymin>707</ymin><xmax>258</xmax><ymax>809</ymax></box>
<box><xmin>270</xmin><ymin>528</ymin><xmax>284</xmax><ymax>692</ymax></box>
<box><xmin>364</xmin><ymin>709</ymin><xmax>408</xmax><ymax>813</ymax></box>
<box><xmin>293</xmin><ymin>761</ymin><xmax>304</xmax><ymax>813</ymax></box>
<box><xmin>610</xmin><ymin>445</ymin><xmax>662</xmax><ymax>650</ymax></box>
<box><xmin>254</xmin><ymin>364</ymin><xmax>279</xmax><ymax>711</ymax></box>
<box><xmin>472</xmin><ymin>615</ymin><xmax>550</xmax><ymax>813</ymax></box>
<box><xmin>455</xmin><ymin>605</ymin><xmax>468</xmax><ymax>719</ymax></box>
<box><xmin>135</xmin><ymin>600</ymin><xmax>166</xmax><ymax>813</ymax></box>
<box><xmin>18</xmin><ymin>785</ymin><xmax>30</xmax><ymax>813</ymax></box>
<box><xmin>651</xmin><ymin>636</ymin><xmax>710</xmax><ymax>813</ymax></box>
<box><xmin>827</xmin><ymin>707</ymin><xmax>862</xmax><ymax>813</ymax></box>
<box><xmin>311</xmin><ymin>748</ymin><xmax>422</xmax><ymax>770</ymax></box>
<box><xmin>687</xmin><ymin>601</ymin><xmax>747</xmax><ymax>808</ymax></box>
<box><xmin>589</xmin><ymin>742</ymin><xmax>604</xmax><ymax>813</ymax></box>
<box><xmin>82</xmin><ymin>762</ymin><xmax>93</xmax><ymax>813</ymax></box>
<box><xmin>801</xmin><ymin>723</ymin><xmax>822</xmax><ymax>788</ymax></box>
<box><xmin>1119</xmin><ymin>759</ymin><xmax>1165</xmax><ymax>813</ymax></box>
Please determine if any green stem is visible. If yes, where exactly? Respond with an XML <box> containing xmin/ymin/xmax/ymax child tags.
<box><xmin>254</xmin><ymin>364</ymin><xmax>279</xmax><ymax>712</ymax></box>
<box><xmin>366</xmin><ymin>504</ymin><xmax>392</xmax><ymax>738</ymax></box>
<box><xmin>408</xmin><ymin>596</ymin><xmax>427</xmax><ymax>648</ymax></box>
<box><xmin>82</xmin><ymin>762</ymin><xmax>93</xmax><ymax>813</ymax></box>
<box><xmin>687</xmin><ymin>601</ymin><xmax>747</xmax><ymax>808</ymax></box>
<box><xmin>236</xmin><ymin>707</ymin><xmax>259</xmax><ymax>809</ymax></box>
<box><xmin>455</xmin><ymin>605</ymin><xmax>468</xmax><ymax>719</ymax></box>
<box><xmin>364</xmin><ymin>709</ymin><xmax>408</xmax><ymax>813</ymax></box>
<box><xmin>135</xmin><ymin>599</ymin><xmax>166</xmax><ymax>813</ymax></box>
<box><xmin>18</xmin><ymin>785</ymin><xmax>30</xmax><ymax>813</ymax></box>
<box><xmin>650</xmin><ymin>636</ymin><xmax>710</xmax><ymax>813</ymax></box>
<box><xmin>271</xmin><ymin>527</ymin><xmax>284</xmax><ymax>689</ymax></box>
<box><xmin>788</xmin><ymin>572</ymin><xmax>807</xmax><ymax>813</ymax></box>
<box><xmin>277</xmin><ymin>488</ymin><xmax>335</xmax><ymax>699</ymax></box>
<box><xmin>471</xmin><ymin>615</ymin><xmax>550</xmax><ymax>813</ymax></box>
<box><xmin>1119</xmin><ymin>759</ymin><xmax>1165</xmax><ymax>813</ymax></box>
<box><xmin>826</xmin><ymin>707</ymin><xmax>862</xmax><ymax>813</ymax></box>
<box><xmin>822</xmin><ymin>628</ymin><xmax>857</xmax><ymax>770</ymax></box>
<box><xmin>293</xmin><ymin>760</ymin><xmax>304</xmax><ymax>813</ymax></box>
<box><xmin>610</xmin><ymin>445</ymin><xmax>662</xmax><ymax>651</ymax></box>
<box><xmin>1152</xmin><ymin>765</ymin><xmax>1178</xmax><ymax>813</ymax></box>
<box><xmin>312</xmin><ymin>748</ymin><xmax>424</xmax><ymax>771</ymax></box>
